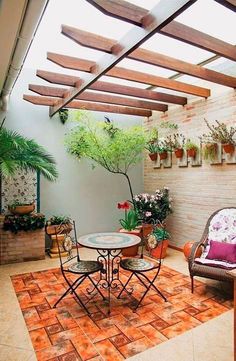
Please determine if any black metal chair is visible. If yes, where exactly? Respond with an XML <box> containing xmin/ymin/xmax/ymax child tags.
<box><xmin>118</xmin><ymin>221</ymin><xmax>167</xmax><ymax>310</ymax></box>
<box><xmin>53</xmin><ymin>220</ymin><xmax>105</xmax><ymax>314</ymax></box>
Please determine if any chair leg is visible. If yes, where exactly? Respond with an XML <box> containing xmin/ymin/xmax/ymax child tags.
<box><xmin>191</xmin><ymin>276</ymin><xmax>194</xmax><ymax>293</ymax></box>
<box><xmin>53</xmin><ymin>276</ymin><xmax>85</xmax><ymax>308</ymax></box>
<box><xmin>87</xmin><ymin>274</ymin><xmax>106</xmax><ymax>300</ymax></box>
<box><xmin>117</xmin><ymin>272</ymin><xmax>134</xmax><ymax>299</ymax></box>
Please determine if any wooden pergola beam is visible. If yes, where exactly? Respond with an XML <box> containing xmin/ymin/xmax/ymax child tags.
<box><xmin>161</xmin><ymin>21</ymin><xmax>236</xmax><ymax>62</ymax></box>
<box><xmin>23</xmin><ymin>95</ymin><xmax>152</xmax><ymax>117</ymax></box>
<box><xmin>49</xmin><ymin>0</ymin><xmax>197</xmax><ymax>116</ymax></box>
<box><xmin>214</xmin><ymin>0</ymin><xmax>236</xmax><ymax>12</ymax></box>
<box><xmin>85</xmin><ymin>1</ymin><xmax>236</xmax><ymax>61</ymax></box>
<box><xmin>29</xmin><ymin>84</ymin><xmax>168</xmax><ymax>112</ymax></box>
<box><xmin>61</xmin><ymin>27</ymin><xmax>236</xmax><ymax>88</ymax></box>
<box><xmin>47</xmin><ymin>53</ymin><xmax>210</xmax><ymax>97</ymax></box>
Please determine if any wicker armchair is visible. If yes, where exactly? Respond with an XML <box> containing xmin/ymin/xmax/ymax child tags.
<box><xmin>188</xmin><ymin>207</ymin><xmax>236</xmax><ymax>292</ymax></box>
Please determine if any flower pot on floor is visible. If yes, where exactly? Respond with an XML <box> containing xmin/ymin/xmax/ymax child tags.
<box><xmin>183</xmin><ymin>241</ymin><xmax>202</xmax><ymax>260</ymax></box>
<box><xmin>222</xmin><ymin>143</ymin><xmax>235</xmax><ymax>154</ymax></box>
<box><xmin>46</xmin><ymin>223</ymin><xmax>72</xmax><ymax>235</ymax></box>
<box><xmin>174</xmin><ymin>148</ymin><xmax>184</xmax><ymax>159</ymax></box>
<box><xmin>119</xmin><ymin>228</ymin><xmax>141</xmax><ymax>256</ymax></box>
<box><xmin>149</xmin><ymin>153</ymin><xmax>158</xmax><ymax>161</ymax></box>
<box><xmin>49</xmin><ymin>233</ymin><xmax>68</xmax><ymax>258</ymax></box>
<box><xmin>150</xmin><ymin>239</ymin><xmax>169</xmax><ymax>259</ymax></box>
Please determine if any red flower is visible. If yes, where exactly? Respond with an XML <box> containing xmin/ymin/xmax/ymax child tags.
<box><xmin>117</xmin><ymin>201</ymin><xmax>131</xmax><ymax>210</ymax></box>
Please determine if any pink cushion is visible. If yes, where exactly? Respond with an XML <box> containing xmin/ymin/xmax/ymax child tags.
<box><xmin>206</xmin><ymin>240</ymin><xmax>236</xmax><ymax>264</ymax></box>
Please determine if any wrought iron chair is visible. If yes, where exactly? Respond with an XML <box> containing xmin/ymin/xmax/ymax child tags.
<box><xmin>53</xmin><ymin>220</ymin><xmax>105</xmax><ymax>314</ymax></box>
<box><xmin>118</xmin><ymin>221</ymin><xmax>167</xmax><ymax>310</ymax></box>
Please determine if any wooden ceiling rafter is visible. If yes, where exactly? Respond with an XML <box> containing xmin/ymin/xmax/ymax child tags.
<box><xmin>35</xmin><ymin>70</ymin><xmax>187</xmax><ymax>105</ymax></box>
<box><xmin>47</xmin><ymin>0</ymin><xmax>197</xmax><ymax>116</ymax></box>
<box><xmin>47</xmin><ymin>52</ymin><xmax>211</xmax><ymax>97</ymax></box>
<box><xmin>61</xmin><ymin>27</ymin><xmax>236</xmax><ymax>88</ymax></box>
<box><xmin>28</xmin><ymin>84</ymin><xmax>168</xmax><ymax>112</ymax></box>
<box><xmin>23</xmin><ymin>94</ymin><xmax>152</xmax><ymax>116</ymax></box>
<box><xmin>214</xmin><ymin>0</ymin><xmax>236</xmax><ymax>12</ymax></box>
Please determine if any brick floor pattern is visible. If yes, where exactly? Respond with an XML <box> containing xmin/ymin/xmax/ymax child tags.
<box><xmin>11</xmin><ymin>264</ymin><xmax>233</xmax><ymax>361</ymax></box>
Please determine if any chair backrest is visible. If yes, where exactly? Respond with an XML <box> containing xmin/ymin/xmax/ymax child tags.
<box><xmin>201</xmin><ymin>207</ymin><xmax>236</xmax><ymax>245</ymax></box>
<box><xmin>54</xmin><ymin>220</ymin><xmax>80</xmax><ymax>267</ymax></box>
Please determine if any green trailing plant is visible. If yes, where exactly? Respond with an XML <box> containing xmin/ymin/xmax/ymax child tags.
<box><xmin>147</xmin><ymin>127</ymin><xmax>159</xmax><ymax>143</ymax></box>
<box><xmin>65</xmin><ymin>111</ymin><xmax>147</xmax><ymax>200</ymax></box>
<box><xmin>3</xmin><ymin>213</ymin><xmax>45</xmax><ymax>234</ymax></box>
<box><xmin>0</xmin><ymin>126</ymin><xmax>58</xmax><ymax>181</ymax></box>
<box><xmin>201</xmin><ymin>119</ymin><xmax>236</xmax><ymax>145</ymax></box>
<box><xmin>145</xmin><ymin>142</ymin><xmax>158</xmax><ymax>154</ymax></box>
<box><xmin>46</xmin><ymin>215</ymin><xmax>71</xmax><ymax>226</ymax></box>
<box><xmin>152</xmin><ymin>227</ymin><xmax>170</xmax><ymax>242</ymax></box>
<box><xmin>59</xmin><ymin>109</ymin><xmax>69</xmax><ymax>124</ymax></box>
<box><xmin>202</xmin><ymin>143</ymin><xmax>218</xmax><ymax>161</ymax></box>
<box><xmin>159</xmin><ymin>121</ymin><xmax>178</xmax><ymax>130</ymax></box>
<box><xmin>8</xmin><ymin>200</ymin><xmax>33</xmax><ymax>209</ymax></box>
<box><xmin>184</xmin><ymin>139</ymin><xmax>199</xmax><ymax>151</ymax></box>
<box><xmin>156</xmin><ymin>139</ymin><xmax>171</xmax><ymax>154</ymax></box>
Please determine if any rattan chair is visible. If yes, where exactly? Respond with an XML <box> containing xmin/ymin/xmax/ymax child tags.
<box><xmin>118</xmin><ymin>221</ymin><xmax>167</xmax><ymax>310</ymax></box>
<box><xmin>53</xmin><ymin>221</ymin><xmax>105</xmax><ymax>314</ymax></box>
<box><xmin>188</xmin><ymin>207</ymin><xmax>235</xmax><ymax>293</ymax></box>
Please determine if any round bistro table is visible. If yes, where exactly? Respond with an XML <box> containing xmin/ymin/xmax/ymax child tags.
<box><xmin>78</xmin><ymin>232</ymin><xmax>141</xmax><ymax>314</ymax></box>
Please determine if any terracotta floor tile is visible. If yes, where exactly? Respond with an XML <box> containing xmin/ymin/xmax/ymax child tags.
<box><xmin>95</xmin><ymin>339</ymin><xmax>124</xmax><ymax>361</ymax></box>
<box><xmin>50</xmin><ymin>327</ymin><xmax>82</xmax><ymax>345</ymax></box>
<box><xmin>29</xmin><ymin>327</ymin><xmax>51</xmax><ymax>350</ymax></box>
<box><xmin>75</xmin><ymin>315</ymin><xmax>100</xmax><ymax>337</ymax></box>
<box><xmin>22</xmin><ymin>306</ymin><xmax>40</xmax><ymax>324</ymax></box>
<box><xmin>27</xmin><ymin>317</ymin><xmax>58</xmax><ymax>331</ymax></box>
<box><xmin>36</xmin><ymin>340</ymin><xmax>75</xmax><ymax>361</ymax></box>
<box><xmin>109</xmin><ymin>333</ymin><xmax>130</xmax><ymax>348</ymax></box>
<box><xmin>46</xmin><ymin>323</ymin><xmax>64</xmax><ymax>335</ymax></box>
<box><xmin>57</xmin><ymin>311</ymin><xmax>79</xmax><ymax>330</ymax></box>
<box><xmin>139</xmin><ymin>323</ymin><xmax>168</xmax><ymax>344</ymax></box>
<box><xmin>58</xmin><ymin>351</ymin><xmax>82</xmax><ymax>361</ymax></box>
<box><xmin>118</xmin><ymin>337</ymin><xmax>153</xmax><ymax>358</ymax></box>
<box><xmin>71</xmin><ymin>334</ymin><xmax>98</xmax><ymax>360</ymax></box>
<box><xmin>151</xmin><ymin>317</ymin><xmax>170</xmax><ymax>331</ymax></box>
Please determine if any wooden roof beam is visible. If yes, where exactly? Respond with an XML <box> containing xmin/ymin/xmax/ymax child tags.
<box><xmin>161</xmin><ymin>21</ymin><xmax>236</xmax><ymax>62</ymax></box>
<box><xmin>61</xmin><ymin>27</ymin><xmax>236</xmax><ymax>88</ymax></box>
<box><xmin>214</xmin><ymin>0</ymin><xmax>236</xmax><ymax>12</ymax></box>
<box><xmin>47</xmin><ymin>53</ymin><xmax>210</xmax><ymax>97</ymax></box>
<box><xmin>23</xmin><ymin>94</ymin><xmax>152</xmax><ymax>117</ymax></box>
<box><xmin>49</xmin><ymin>0</ymin><xmax>197</xmax><ymax>116</ymax></box>
<box><xmin>29</xmin><ymin>84</ymin><xmax>168</xmax><ymax>112</ymax></box>
<box><xmin>36</xmin><ymin>69</ymin><xmax>187</xmax><ymax>105</ymax></box>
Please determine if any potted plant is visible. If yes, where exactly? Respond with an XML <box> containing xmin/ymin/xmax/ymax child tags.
<box><xmin>201</xmin><ymin>119</ymin><xmax>236</xmax><ymax>155</ymax></box>
<box><xmin>145</xmin><ymin>142</ymin><xmax>158</xmax><ymax>161</ymax></box>
<box><xmin>3</xmin><ymin>213</ymin><xmax>45</xmax><ymax>233</ymax></box>
<box><xmin>8</xmin><ymin>201</ymin><xmax>35</xmax><ymax>215</ymax></box>
<box><xmin>117</xmin><ymin>201</ymin><xmax>141</xmax><ymax>256</ymax></box>
<box><xmin>46</xmin><ymin>215</ymin><xmax>72</xmax><ymax>235</ymax></box>
<box><xmin>185</xmin><ymin>139</ymin><xmax>199</xmax><ymax>158</ymax></box>
<box><xmin>166</xmin><ymin>133</ymin><xmax>185</xmax><ymax>159</ymax></box>
<box><xmin>201</xmin><ymin>142</ymin><xmax>218</xmax><ymax>161</ymax></box>
<box><xmin>148</xmin><ymin>227</ymin><xmax>170</xmax><ymax>259</ymax></box>
<box><xmin>156</xmin><ymin>140</ymin><xmax>171</xmax><ymax>160</ymax></box>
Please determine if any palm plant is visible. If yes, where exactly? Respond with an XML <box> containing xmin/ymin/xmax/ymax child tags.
<box><xmin>0</xmin><ymin>127</ymin><xmax>58</xmax><ymax>181</ymax></box>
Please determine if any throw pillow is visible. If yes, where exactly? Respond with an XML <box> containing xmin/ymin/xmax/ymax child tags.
<box><xmin>206</xmin><ymin>240</ymin><xmax>236</xmax><ymax>263</ymax></box>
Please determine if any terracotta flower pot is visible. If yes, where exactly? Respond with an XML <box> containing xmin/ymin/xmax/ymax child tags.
<box><xmin>183</xmin><ymin>241</ymin><xmax>202</xmax><ymax>261</ymax></box>
<box><xmin>187</xmin><ymin>148</ymin><xmax>196</xmax><ymax>158</ymax></box>
<box><xmin>159</xmin><ymin>151</ymin><xmax>167</xmax><ymax>160</ymax></box>
<box><xmin>46</xmin><ymin>223</ymin><xmax>72</xmax><ymax>235</ymax></box>
<box><xmin>150</xmin><ymin>239</ymin><xmax>169</xmax><ymax>259</ymax></box>
<box><xmin>222</xmin><ymin>143</ymin><xmax>235</xmax><ymax>154</ymax></box>
<box><xmin>149</xmin><ymin>152</ymin><xmax>158</xmax><ymax>161</ymax></box>
<box><xmin>174</xmin><ymin>148</ymin><xmax>184</xmax><ymax>159</ymax></box>
<box><xmin>9</xmin><ymin>204</ymin><xmax>35</xmax><ymax>215</ymax></box>
<box><xmin>119</xmin><ymin>228</ymin><xmax>141</xmax><ymax>256</ymax></box>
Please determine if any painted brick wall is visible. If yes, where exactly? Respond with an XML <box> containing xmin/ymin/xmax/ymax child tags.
<box><xmin>144</xmin><ymin>89</ymin><xmax>236</xmax><ymax>248</ymax></box>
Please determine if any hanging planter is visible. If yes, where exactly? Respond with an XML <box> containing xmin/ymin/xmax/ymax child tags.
<box><xmin>185</xmin><ymin>140</ymin><xmax>199</xmax><ymax>159</ymax></box>
<box><xmin>187</xmin><ymin>148</ymin><xmax>196</xmax><ymax>158</ymax></box>
<box><xmin>159</xmin><ymin>151</ymin><xmax>168</xmax><ymax>160</ymax></box>
<box><xmin>174</xmin><ymin>148</ymin><xmax>184</xmax><ymax>159</ymax></box>
<box><xmin>222</xmin><ymin>143</ymin><xmax>235</xmax><ymax>154</ymax></box>
<box><xmin>148</xmin><ymin>152</ymin><xmax>158</xmax><ymax>161</ymax></box>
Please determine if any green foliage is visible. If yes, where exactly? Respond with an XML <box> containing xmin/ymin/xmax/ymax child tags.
<box><xmin>202</xmin><ymin>143</ymin><xmax>217</xmax><ymax>161</ymax></box>
<box><xmin>59</xmin><ymin>109</ymin><xmax>69</xmax><ymax>124</ymax></box>
<box><xmin>201</xmin><ymin>119</ymin><xmax>236</xmax><ymax>145</ymax></box>
<box><xmin>147</xmin><ymin>127</ymin><xmax>159</xmax><ymax>142</ymax></box>
<box><xmin>145</xmin><ymin>142</ymin><xmax>158</xmax><ymax>154</ymax></box>
<box><xmin>46</xmin><ymin>215</ymin><xmax>71</xmax><ymax>226</ymax></box>
<box><xmin>119</xmin><ymin>209</ymin><xmax>140</xmax><ymax>231</ymax></box>
<box><xmin>184</xmin><ymin>139</ymin><xmax>199</xmax><ymax>151</ymax></box>
<box><xmin>3</xmin><ymin>213</ymin><xmax>45</xmax><ymax>233</ymax></box>
<box><xmin>166</xmin><ymin>133</ymin><xmax>185</xmax><ymax>150</ymax></box>
<box><xmin>8</xmin><ymin>200</ymin><xmax>33</xmax><ymax>209</ymax></box>
<box><xmin>152</xmin><ymin>227</ymin><xmax>170</xmax><ymax>241</ymax></box>
<box><xmin>156</xmin><ymin>140</ymin><xmax>171</xmax><ymax>153</ymax></box>
<box><xmin>0</xmin><ymin>127</ymin><xmax>58</xmax><ymax>181</ymax></box>
<box><xmin>159</xmin><ymin>121</ymin><xmax>178</xmax><ymax>130</ymax></box>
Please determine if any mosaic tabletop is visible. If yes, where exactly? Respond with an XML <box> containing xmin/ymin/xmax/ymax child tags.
<box><xmin>78</xmin><ymin>232</ymin><xmax>141</xmax><ymax>250</ymax></box>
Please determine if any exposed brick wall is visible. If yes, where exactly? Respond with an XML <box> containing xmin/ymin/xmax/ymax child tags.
<box><xmin>144</xmin><ymin>89</ymin><xmax>236</xmax><ymax>248</ymax></box>
<box><xmin>0</xmin><ymin>224</ymin><xmax>45</xmax><ymax>264</ymax></box>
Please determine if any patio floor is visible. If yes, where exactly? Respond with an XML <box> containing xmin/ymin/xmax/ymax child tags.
<box><xmin>0</xmin><ymin>248</ymin><xmax>233</xmax><ymax>361</ymax></box>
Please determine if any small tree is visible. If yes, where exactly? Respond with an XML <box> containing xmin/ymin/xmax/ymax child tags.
<box><xmin>65</xmin><ymin>111</ymin><xmax>146</xmax><ymax>200</ymax></box>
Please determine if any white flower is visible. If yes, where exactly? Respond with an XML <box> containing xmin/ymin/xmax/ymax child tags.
<box><xmin>145</xmin><ymin>211</ymin><xmax>152</xmax><ymax>217</ymax></box>
<box><xmin>164</xmin><ymin>186</ymin><xmax>169</xmax><ymax>191</ymax></box>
